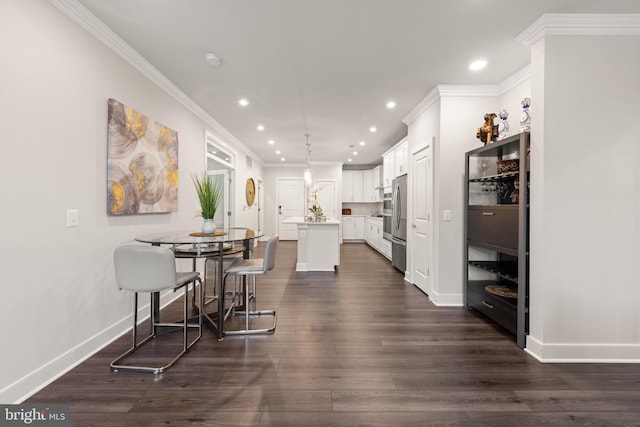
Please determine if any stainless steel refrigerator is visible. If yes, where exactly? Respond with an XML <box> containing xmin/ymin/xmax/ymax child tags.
<box><xmin>391</xmin><ymin>174</ymin><xmax>407</xmax><ymax>272</ymax></box>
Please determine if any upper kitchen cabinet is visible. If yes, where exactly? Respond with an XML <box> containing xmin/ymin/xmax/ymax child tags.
<box><xmin>363</xmin><ymin>166</ymin><xmax>382</xmax><ymax>202</ymax></box>
<box><xmin>343</xmin><ymin>167</ymin><xmax>381</xmax><ymax>203</ymax></box>
<box><xmin>382</xmin><ymin>151</ymin><xmax>394</xmax><ymax>189</ymax></box>
<box><xmin>342</xmin><ymin>170</ymin><xmax>363</xmax><ymax>202</ymax></box>
<box><xmin>382</xmin><ymin>137</ymin><xmax>409</xmax><ymax>190</ymax></box>
<box><xmin>394</xmin><ymin>138</ymin><xmax>408</xmax><ymax>177</ymax></box>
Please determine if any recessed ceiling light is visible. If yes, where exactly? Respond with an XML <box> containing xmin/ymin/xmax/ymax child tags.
<box><xmin>359</xmin><ymin>141</ymin><xmax>366</xmax><ymax>146</ymax></box>
<box><xmin>369</xmin><ymin>126</ymin><xmax>377</xmax><ymax>133</ymax></box>
<box><xmin>469</xmin><ymin>59</ymin><xmax>487</xmax><ymax>71</ymax></box>
<box><xmin>268</xmin><ymin>139</ymin><xmax>275</xmax><ymax>145</ymax></box>
<box><xmin>347</xmin><ymin>158</ymin><xmax>352</xmax><ymax>162</ymax></box>
<box><xmin>238</xmin><ymin>98</ymin><xmax>249</xmax><ymax>107</ymax></box>
<box><xmin>275</xmin><ymin>150</ymin><xmax>281</xmax><ymax>154</ymax></box>
<box><xmin>353</xmin><ymin>151</ymin><xmax>358</xmax><ymax>156</ymax></box>
<box><xmin>205</xmin><ymin>52</ymin><xmax>222</xmax><ymax>66</ymax></box>
<box><xmin>280</xmin><ymin>157</ymin><xmax>285</xmax><ymax>162</ymax></box>
<box><xmin>386</xmin><ymin>101</ymin><xmax>396</xmax><ymax>109</ymax></box>
<box><xmin>257</xmin><ymin>124</ymin><xmax>265</xmax><ymax>131</ymax></box>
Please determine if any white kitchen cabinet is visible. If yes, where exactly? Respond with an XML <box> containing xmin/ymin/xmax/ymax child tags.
<box><xmin>344</xmin><ymin>169</ymin><xmax>382</xmax><ymax>203</ymax></box>
<box><xmin>365</xmin><ymin>217</ymin><xmax>383</xmax><ymax>251</ymax></box>
<box><xmin>380</xmin><ymin>237</ymin><xmax>392</xmax><ymax>259</ymax></box>
<box><xmin>342</xmin><ymin>171</ymin><xmax>353</xmax><ymax>202</ymax></box>
<box><xmin>394</xmin><ymin>139</ymin><xmax>408</xmax><ymax>177</ymax></box>
<box><xmin>362</xmin><ymin>168</ymin><xmax>381</xmax><ymax>202</ymax></box>
<box><xmin>363</xmin><ymin>169</ymin><xmax>374</xmax><ymax>202</ymax></box>
<box><xmin>372</xmin><ymin>166</ymin><xmax>382</xmax><ymax>201</ymax></box>
<box><xmin>343</xmin><ymin>216</ymin><xmax>364</xmax><ymax>240</ymax></box>
<box><xmin>364</xmin><ymin>218</ymin><xmax>374</xmax><ymax>244</ymax></box>
<box><xmin>342</xmin><ymin>171</ymin><xmax>365</xmax><ymax>202</ymax></box>
<box><xmin>383</xmin><ymin>151</ymin><xmax>394</xmax><ymax>189</ymax></box>
<box><xmin>352</xmin><ymin>172</ymin><xmax>364</xmax><ymax>202</ymax></box>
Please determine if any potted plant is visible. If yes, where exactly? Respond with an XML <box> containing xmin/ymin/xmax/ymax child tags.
<box><xmin>191</xmin><ymin>172</ymin><xmax>223</xmax><ymax>234</ymax></box>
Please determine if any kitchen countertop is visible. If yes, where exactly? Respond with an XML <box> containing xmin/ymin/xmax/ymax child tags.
<box><xmin>282</xmin><ymin>216</ymin><xmax>340</xmax><ymax>225</ymax></box>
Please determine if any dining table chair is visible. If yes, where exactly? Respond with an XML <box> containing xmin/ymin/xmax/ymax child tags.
<box><xmin>111</xmin><ymin>245</ymin><xmax>202</xmax><ymax>374</ymax></box>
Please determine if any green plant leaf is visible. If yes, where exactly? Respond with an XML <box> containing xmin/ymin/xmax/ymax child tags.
<box><xmin>191</xmin><ymin>172</ymin><xmax>223</xmax><ymax>219</ymax></box>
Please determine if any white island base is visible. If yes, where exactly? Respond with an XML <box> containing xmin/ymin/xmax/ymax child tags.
<box><xmin>282</xmin><ymin>217</ymin><xmax>340</xmax><ymax>272</ymax></box>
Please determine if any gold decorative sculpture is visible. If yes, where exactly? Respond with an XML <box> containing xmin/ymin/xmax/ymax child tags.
<box><xmin>476</xmin><ymin>113</ymin><xmax>499</xmax><ymax>145</ymax></box>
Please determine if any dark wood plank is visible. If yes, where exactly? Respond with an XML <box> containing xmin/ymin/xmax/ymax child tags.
<box><xmin>25</xmin><ymin>241</ymin><xmax>640</xmax><ymax>426</ymax></box>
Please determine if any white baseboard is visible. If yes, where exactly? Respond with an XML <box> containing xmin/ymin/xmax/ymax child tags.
<box><xmin>428</xmin><ymin>290</ymin><xmax>464</xmax><ymax>307</ymax></box>
<box><xmin>525</xmin><ymin>335</ymin><xmax>640</xmax><ymax>362</ymax></box>
<box><xmin>1</xmin><ymin>291</ymin><xmax>182</xmax><ymax>404</ymax></box>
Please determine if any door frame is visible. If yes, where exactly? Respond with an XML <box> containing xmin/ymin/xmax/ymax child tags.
<box><xmin>409</xmin><ymin>141</ymin><xmax>434</xmax><ymax>296</ymax></box>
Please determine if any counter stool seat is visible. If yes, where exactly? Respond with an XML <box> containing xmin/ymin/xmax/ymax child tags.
<box><xmin>111</xmin><ymin>245</ymin><xmax>202</xmax><ymax>374</ymax></box>
<box><xmin>223</xmin><ymin>235</ymin><xmax>278</xmax><ymax>335</ymax></box>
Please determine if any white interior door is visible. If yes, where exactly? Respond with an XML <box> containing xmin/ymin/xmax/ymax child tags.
<box><xmin>312</xmin><ymin>179</ymin><xmax>337</xmax><ymax>219</ymax></box>
<box><xmin>278</xmin><ymin>178</ymin><xmax>305</xmax><ymax>240</ymax></box>
<box><xmin>411</xmin><ymin>146</ymin><xmax>433</xmax><ymax>295</ymax></box>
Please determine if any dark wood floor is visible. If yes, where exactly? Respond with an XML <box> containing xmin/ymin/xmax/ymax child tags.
<box><xmin>28</xmin><ymin>241</ymin><xmax>640</xmax><ymax>426</ymax></box>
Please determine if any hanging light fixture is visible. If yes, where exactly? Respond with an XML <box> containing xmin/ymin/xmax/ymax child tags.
<box><xmin>303</xmin><ymin>133</ymin><xmax>312</xmax><ymax>185</ymax></box>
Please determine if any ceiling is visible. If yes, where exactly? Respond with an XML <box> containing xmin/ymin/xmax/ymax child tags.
<box><xmin>76</xmin><ymin>0</ymin><xmax>640</xmax><ymax>166</ymax></box>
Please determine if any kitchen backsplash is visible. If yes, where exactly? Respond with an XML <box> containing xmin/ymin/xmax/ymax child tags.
<box><xmin>342</xmin><ymin>202</ymin><xmax>382</xmax><ymax>216</ymax></box>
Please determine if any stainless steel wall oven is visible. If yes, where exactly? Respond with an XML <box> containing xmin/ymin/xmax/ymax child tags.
<box><xmin>382</xmin><ymin>192</ymin><xmax>392</xmax><ymax>240</ymax></box>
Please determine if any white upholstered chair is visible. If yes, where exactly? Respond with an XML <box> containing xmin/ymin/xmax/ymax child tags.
<box><xmin>223</xmin><ymin>235</ymin><xmax>278</xmax><ymax>335</ymax></box>
<box><xmin>111</xmin><ymin>245</ymin><xmax>202</xmax><ymax>374</ymax></box>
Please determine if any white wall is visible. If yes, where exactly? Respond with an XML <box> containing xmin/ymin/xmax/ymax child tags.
<box><xmin>437</xmin><ymin>95</ymin><xmax>499</xmax><ymax>304</ymax></box>
<box><xmin>263</xmin><ymin>164</ymin><xmax>343</xmax><ymax>237</ymax></box>
<box><xmin>498</xmin><ymin>79</ymin><xmax>532</xmax><ymax>137</ymax></box>
<box><xmin>526</xmin><ymin>34</ymin><xmax>640</xmax><ymax>360</ymax></box>
<box><xmin>406</xmin><ymin>98</ymin><xmax>440</xmax><ymax>295</ymax></box>
<box><xmin>0</xmin><ymin>0</ymin><xmax>258</xmax><ymax>402</ymax></box>
<box><xmin>404</xmin><ymin>80</ymin><xmax>532</xmax><ymax>305</ymax></box>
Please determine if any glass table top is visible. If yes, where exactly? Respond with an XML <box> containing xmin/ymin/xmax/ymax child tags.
<box><xmin>134</xmin><ymin>227</ymin><xmax>261</xmax><ymax>245</ymax></box>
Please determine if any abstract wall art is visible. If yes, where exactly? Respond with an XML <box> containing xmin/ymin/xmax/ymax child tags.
<box><xmin>107</xmin><ymin>98</ymin><xmax>179</xmax><ymax>215</ymax></box>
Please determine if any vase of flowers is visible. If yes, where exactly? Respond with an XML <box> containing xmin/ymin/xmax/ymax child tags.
<box><xmin>191</xmin><ymin>172</ymin><xmax>223</xmax><ymax>234</ymax></box>
<box><xmin>308</xmin><ymin>185</ymin><xmax>325</xmax><ymax>222</ymax></box>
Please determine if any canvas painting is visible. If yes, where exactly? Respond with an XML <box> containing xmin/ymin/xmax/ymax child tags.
<box><xmin>107</xmin><ymin>98</ymin><xmax>179</xmax><ymax>215</ymax></box>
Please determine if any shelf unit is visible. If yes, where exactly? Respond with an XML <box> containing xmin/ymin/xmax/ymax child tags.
<box><xmin>464</xmin><ymin>132</ymin><xmax>530</xmax><ymax>347</ymax></box>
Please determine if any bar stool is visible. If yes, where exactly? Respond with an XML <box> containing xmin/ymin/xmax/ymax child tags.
<box><xmin>111</xmin><ymin>245</ymin><xmax>202</xmax><ymax>374</ymax></box>
<box><xmin>223</xmin><ymin>235</ymin><xmax>278</xmax><ymax>335</ymax></box>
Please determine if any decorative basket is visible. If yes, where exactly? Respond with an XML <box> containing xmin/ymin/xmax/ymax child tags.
<box><xmin>497</xmin><ymin>159</ymin><xmax>519</xmax><ymax>174</ymax></box>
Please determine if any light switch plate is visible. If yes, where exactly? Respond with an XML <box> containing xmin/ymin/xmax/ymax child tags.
<box><xmin>443</xmin><ymin>210</ymin><xmax>452</xmax><ymax>222</ymax></box>
<box><xmin>66</xmin><ymin>209</ymin><xmax>79</xmax><ymax>227</ymax></box>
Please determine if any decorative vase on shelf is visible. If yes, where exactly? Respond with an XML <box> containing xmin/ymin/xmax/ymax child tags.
<box><xmin>520</xmin><ymin>97</ymin><xmax>531</xmax><ymax>132</ymax></box>
<box><xmin>498</xmin><ymin>109</ymin><xmax>509</xmax><ymax>140</ymax></box>
<box><xmin>201</xmin><ymin>219</ymin><xmax>216</xmax><ymax>234</ymax></box>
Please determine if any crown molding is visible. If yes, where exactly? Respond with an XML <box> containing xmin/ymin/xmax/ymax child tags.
<box><xmin>264</xmin><ymin>163</ymin><xmax>308</xmax><ymax>168</ymax></box>
<box><xmin>263</xmin><ymin>161</ymin><xmax>344</xmax><ymax>168</ymax></box>
<box><xmin>403</xmin><ymin>85</ymin><xmax>502</xmax><ymax>125</ymax></box>
<box><xmin>498</xmin><ymin>64</ymin><xmax>532</xmax><ymax>94</ymax></box>
<box><xmin>402</xmin><ymin>86</ymin><xmax>440</xmax><ymax>125</ymax></box>
<box><xmin>516</xmin><ymin>13</ymin><xmax>640</xmax><ymax>46</ymax></box>
<box><xmin>48</xmin><ymin>0</ymin><xmax>261</xmax><ymax>164</ymax></box>
<box><xmin>437</xmin><ymin>84</ymin><xmax>501</xmax><ymax>97</ymax></box>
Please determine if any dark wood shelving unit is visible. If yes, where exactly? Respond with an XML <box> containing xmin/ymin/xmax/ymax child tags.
<box><xmin>464</xmin><ymin>132</ymin><xmax>530</xmax><ymax>348</ymax></box>
<box><xmin>468</xmin><ymin>261</ymin><xmax>518</xmax><ymax>282</ymax></box>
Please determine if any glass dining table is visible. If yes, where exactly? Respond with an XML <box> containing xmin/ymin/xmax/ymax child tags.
<box><xmin>134</xmin><ymin>227</ymin><xmax>262</xmax><ymax>339</ymax></box>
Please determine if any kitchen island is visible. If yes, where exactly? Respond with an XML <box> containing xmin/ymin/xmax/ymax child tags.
<box><xmin>282</xmin><ymin>217</ymin><xmax>340</xmax><ymax>272</ymax></box>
